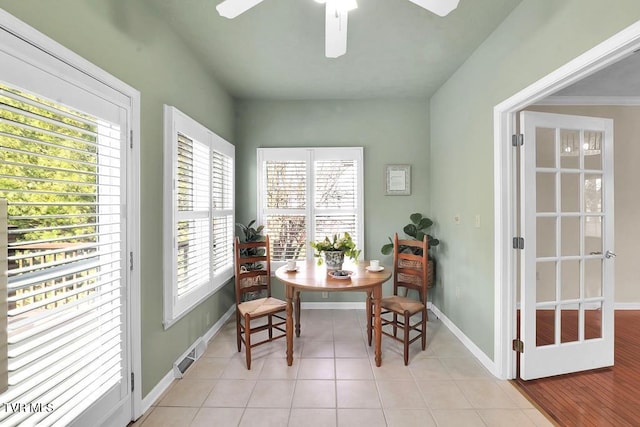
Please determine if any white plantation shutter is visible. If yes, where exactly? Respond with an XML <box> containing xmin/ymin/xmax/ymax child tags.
<box><xmin>176</xmin><ymin>134</ymin><xmax>210</xmax><ymax>298</ymax></box>
<box><xmin>0</xmin><ymin>83</ymin><xmax>126</xmax><ymax>426</ymax></box>
<box><xmin>163</xmin><ymin>106</ymin><xmax>234</xmax><ymax>327</ymax></box>
<box><xmin>264</xmin><ymin>160</ymin><xmax>307</xmax><ymax>260</ymax></box>
<box><xmin>315</xmin><ymin>159</ymin><xmax>359</xmax><ymax>244</ymax></box>
<box><xmin>257</xmin><ymin>148</ymin><xmax>363</xmax><ymax>264</ymax></box>
<box><xmin>211</xmin><ymin>150</ymin><xmax>234</xmax><ymax>274</ymax></box>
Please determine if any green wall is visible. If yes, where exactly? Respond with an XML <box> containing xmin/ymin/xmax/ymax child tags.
<box><xmin>5</xmin><ymin>0</ymin><xmax>640</xmax><ymax>404</ymax></box>
<box><xmin>235</xmin><ymin>99</ymin><xmax>431</xmax><ymax>301</ymax></box>
<box><xmin>430</xmin><ymin>0</ymin><xmax>640</xmax><ymax>358</ymax></box>
<box><xmin>0</xmin><ymin>1</ymin><xmax>235</xmax><ymax>397</ymax></box>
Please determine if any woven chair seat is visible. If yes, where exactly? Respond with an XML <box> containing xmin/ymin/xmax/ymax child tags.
<box><xmin>238</xmin><ymin>297</ymin><xmax>287</xmax><ymax>317</ymax></box>
<box><xmin>381</xmin><ymin>295</ymin><xmax>425</xmax><ymax>316</ymax></box>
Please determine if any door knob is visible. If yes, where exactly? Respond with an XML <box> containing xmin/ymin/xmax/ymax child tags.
<box><xmin>605</xmin><ymin>250</ymin><xmax>616</xmax><ymax>259</ymax></box>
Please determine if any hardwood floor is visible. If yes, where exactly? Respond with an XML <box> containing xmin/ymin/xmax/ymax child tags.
<box><xmin>514</xmin><ymin>311</ymin><xmax>640</xmax><ymax>426</ymax></box>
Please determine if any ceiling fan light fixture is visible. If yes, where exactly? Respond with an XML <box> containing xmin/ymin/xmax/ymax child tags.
<box><xmin>405</xmin><ymin>0</ymin><xmax>459</xmax><ymax>16</ymax></box>
<box><xmin>317</xmin><ymin>0</ymin><xmax>357</xmax><ymax>11</ymax></box>
<box><xmin>216</xmin><ymin>0</ymin><xmax>265</xmax><ymax>18</ymax></box>
<box><xmin>216</xmin><ymin>0</ymin><xmax>458</xmax><ymax>58</ymax></box>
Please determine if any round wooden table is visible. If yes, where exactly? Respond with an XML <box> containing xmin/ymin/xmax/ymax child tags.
<box><xmin>275</xmin><ymin>260</ymin><xmax>392</xmax><ymax>367</ymax></box>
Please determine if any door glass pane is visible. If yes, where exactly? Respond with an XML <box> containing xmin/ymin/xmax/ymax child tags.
<box><xmin>536</xmin><ymin>261</ymin><xmax>556</xmax><ymax>303</ymax></box>
<box><xmin>584</xmin><ymin>174</ymin><xmax>602</xmax><ymax>213</ymax></box>
<box><xmin>560</xmin><ymin>305</ymin><xmax>579</xmax><ymax>343</ymax></box>
<box><xmin>536</xmin><ymin>217</ymin><xmax>556</xmax><ymax>257</ymax></box>
<box><xmin>536</xmin><ymin>172</ymin><xmax>555</xmax><ymax>212</ymax></box>
<box><xmin>561</xmin><ymin>173</ymin><xmax>580</xmax><ymax>212</ymax></box>
<box><xmin>561</xmin><ymin>217</ymin><xmax>580</xmax><ymax>256</ymax></box>
<box><xmin>536</xmin><ymin>308</ymin><xmax>555</xmax><ymax>347</ymax></box>
<box><xmin>585</xmin><ymin>259</ymin><xmax>603</xmax><ymax>298</ymax></box>
<box><xmin>536</xmin><ymin>127</ymin><xmax>556</xmax><ymax>168</ymax></box>
<box><xmin>584</xmin><ymin>216</ymin><xmax>602</xmax><ymax>256</ymax></box>
<box><xmin>583</xmin><ymin>131</ymin><xmax>603</xmax><ymax>170</ymax></box>
<box><xmin>560</xmin><ymin>129</ymin><xmax>580</xmax><ymax>169</ymax></box>
<box><xmin>585</xmin><ymin>302</ymin><xmax>603</xmax><ymax>340</ymax></box>
<box><xmin>561</xmin><ymin>260</ymin><xmax>580</xmax><ymax>300</ymax></box>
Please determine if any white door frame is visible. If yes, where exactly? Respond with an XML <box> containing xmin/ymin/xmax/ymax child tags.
<box><xmin>493</xmin><ymin>21</ymin><xmax>640</xmax><ymax>380</ymax></box>
<box><xmin>0</xmin><ymin>10</ymin><xmax>143</xmax><ymax>422</ymax></box>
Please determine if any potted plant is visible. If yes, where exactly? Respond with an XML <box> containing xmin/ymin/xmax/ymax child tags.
<box><xmin>381</xmin><ymin>213</ymin><xmax>440</xmax><ymax>287</ymax></box>
<box><xmin>310</xmin><ymin>232</ymin><xmax>361</xmax><ymax>271</ymax></box>
<box><xmin>236</xmin><ymin>219</ymin><xmax>265</xmax><ymax>244</ymax></box>
<box><xmin>236</xmin><ymin>219</ymin><xmax>265</xmax><ymax>270</ymax></box>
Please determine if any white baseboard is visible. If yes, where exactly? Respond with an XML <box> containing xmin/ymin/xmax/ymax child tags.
<box><xmin>140</xmin><ymin>370</ymin><xmax>174</xmax><ymax>416</ymax></box>
<box><xmin>302</xmin><ymin>301</ymin><xmax>436</xmax><ymax>311</ymax></box>
<box><xmin>429</xmin><ymin>304</ymin><xmax>498</xmax><ymax>378</ymax></box>
<box><xmin>301</xmin><ymin>302</ymin><xmax>366</xmax><ymax>310</ymax></box>
<box><xmin>140</xmin><ymin>305</ymin><xmax>235</xmax><ymax>415</ymax></box>
<box><xmin>516</xmin><ymin>302</ymin><xmax>640</xmax><ymax>310</ymax></box>
<box><xmin>615</xmin><ymin>303</ymin><xmax>640</xmax><ymax>310</ymax></box>
<box><xmin>203</xmin><ymin>305</ymin><xmax>236</xmax><ymax>343</ymax></box>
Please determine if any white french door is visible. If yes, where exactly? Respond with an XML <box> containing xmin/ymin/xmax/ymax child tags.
<box><xmin>519</xmin><ymin>111</ymin><xmax>614</xmax><ymax>380</ymax></box>
<box><xmin>0</xmin><ymin>17</ymin><xmax>134</xmax><ymax>427</ymax></box>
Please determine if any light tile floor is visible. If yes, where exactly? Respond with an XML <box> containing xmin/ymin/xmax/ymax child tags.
<box><xmin>132</xmin><ymin>310</ymin><xmax>553</xmax><ymax>427</ymax></box>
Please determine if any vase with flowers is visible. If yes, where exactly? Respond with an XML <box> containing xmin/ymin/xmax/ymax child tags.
<box><xmin>310</xmin><ymin>232</ymin><xmax>361</xmax><ymax>271</ymax></box>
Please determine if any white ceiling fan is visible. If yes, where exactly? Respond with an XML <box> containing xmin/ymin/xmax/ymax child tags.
<box><xmin>216</xmin><ymin>0</ymin><xmax>460</xmax><ymax>58</ymax></box>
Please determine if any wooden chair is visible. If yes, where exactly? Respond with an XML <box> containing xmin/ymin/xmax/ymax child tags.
<box><xmin>369</xmin><ymin>232</ymin><xmax>429</xmax><ymax>365</ymax></box>
<box><xmin>234</xmin><ymin>235</ymin><xmax>286</xmax><ymax>369</ymax></box>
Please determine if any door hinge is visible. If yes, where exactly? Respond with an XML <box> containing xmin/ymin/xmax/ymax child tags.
<box><xmin>512</xmin><ymin>133</ymin><xmax>524</xmax><ymax>147</ymax></box>
<box><xmin>130</xmin><ymin>130</ymin><xmax>133</xmax><ymax>149</ymax></box>
<box><xmin>131</xmin><ymin>372</ymin><xmax>134</xmax><ymax>392</ymax></box>
<box><xmin>512</xmin><ymin>339</ymin><xmax>524</xmax><ymax>353</ymax></box>
<box><xmin>130</xmin><ymin>251</ymin><xmax>134</xmax><ymax>271</ymax></box>
<box><xmin>512</xmin><ymin>237</ymin><xmax>524</xmax><ymax>250</ymax></box>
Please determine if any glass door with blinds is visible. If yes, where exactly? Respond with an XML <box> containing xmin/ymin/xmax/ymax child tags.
<box><xmin>0</xmin><ymin>27</ymin><xmax>132</xmax><ymax>427</ymax></box>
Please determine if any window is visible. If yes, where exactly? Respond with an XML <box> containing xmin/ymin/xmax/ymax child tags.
<box><xmin>257</xmin><ymin>147</ymin><xmax>363</xmax><ymax>264</ymax></box>
<box><xmin>163</xmin><ymin>106</ymin><xmax>234</xmax><ymax>327</ymax></box>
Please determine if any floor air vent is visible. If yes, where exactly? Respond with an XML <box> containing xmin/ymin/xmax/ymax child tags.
<box><xmin>173</xmin><ymin>337</ymin><xmax>207</xmax><ymax>378</ymax></box>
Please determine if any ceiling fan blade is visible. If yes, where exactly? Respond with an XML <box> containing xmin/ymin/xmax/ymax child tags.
<box><xmin>325</xmin><ymin>5</ymin><xmax>349</xmax><ymax>58</ymax></box>
<box><xmin>405</xmin><ymin>0</ymin><xmax>459</xmax><ymax>16</ymax></box>
<box><xmin>216</xmin><ymin>0</ymin><xmax>265</xmax><ymax>18</ymax></box>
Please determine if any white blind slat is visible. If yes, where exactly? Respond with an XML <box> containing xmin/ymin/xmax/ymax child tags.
<box><xmin>315</xmin><ymin>159</ymin><xmax>357</xmax><ymax>210</ymax></box>
<box><xmin>265</xmin><ymin>161</ymin><xmax>306</xmax><ymax>209</ymax></box>
<box><xmin>266</xmin><ymin>214</ymin><xmax>307</xmax><ymax>260</ymax></box>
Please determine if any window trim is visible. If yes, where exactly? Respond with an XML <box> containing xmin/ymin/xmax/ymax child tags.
<box><xmin>163</xmin><ymin>106</ymin><xmax>234</xmax><ymax>328</ymax></box>
<box><xmin>256</xmin><ymin>147</ymin><xmax>364</xmax><ymax>268</ymax></box>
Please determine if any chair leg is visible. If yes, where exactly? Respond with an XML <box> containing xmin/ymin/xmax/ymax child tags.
<box><xmin>422</xmin><ymin>307</ymin><xmax>427</xmax><ymax>351</ymax></box>
<box><xmin>366</xmin><ymin>292</ymin><xmax>372</xmax><ymax>346</ymax></box>
<box><xmin>268</xmin><ymin>314</ymin><xmax>273</xmax><ymax>340</ymax></box>
<box><xmin>393</xmin><ymin>313</ymin><xmax>398</xmax><ymax>338</ymax></box>
<box><xmin>295</xmin><ymin>291</ymin><xmax>301</xmax><ymax>337</ymax></box>
<box><xmin>403</xmin><ymin>311</ymin><xmax>410</xmax><ymax>366</ymax></box>
<box><xmin>236</xmin><ymin>310</ymin><xmax>242</xmax><ymax>352</ymax></box>
<box><xmin>244</xmin><ymin>314</ymin><xmax>252</xmax><ymax>370</ymax></box>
